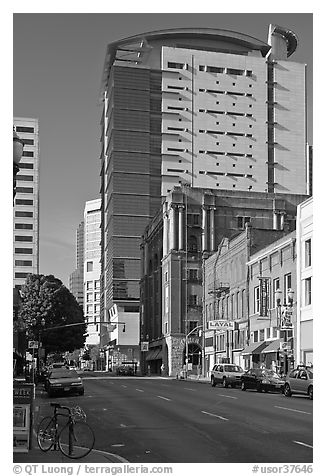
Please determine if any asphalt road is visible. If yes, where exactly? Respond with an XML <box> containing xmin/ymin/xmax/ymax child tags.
<box><xmin>37</xmin><ymin>376</ymin><xmax>313</xmax><ymax>463</ymax></box>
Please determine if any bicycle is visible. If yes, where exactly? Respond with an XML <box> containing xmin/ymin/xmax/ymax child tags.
<box><xmin>37</xmin><ymin>402</ymin><xmax>95</xmax><ymax>459</ymax></box>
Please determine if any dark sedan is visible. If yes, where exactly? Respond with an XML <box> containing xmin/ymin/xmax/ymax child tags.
<box><xmin>44</xmin><ymin>368</ymin><xmax>84</xmax><ymax>397</ymax></box>
<box><xmin>241</xmin><ymin>368</ymin><xmax>285</xmax><ymax>393</ymax></box>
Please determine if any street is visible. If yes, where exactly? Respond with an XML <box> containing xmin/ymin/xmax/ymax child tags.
<box><xmin>34</xmin><ymin>375</ymin><xmax>313</xmax><ymax>463</ymax></box>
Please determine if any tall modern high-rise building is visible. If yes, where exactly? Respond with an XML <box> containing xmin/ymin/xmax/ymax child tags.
<box><xmin>99</xmin><ymin>25</ymin><xmax>308</xmax><ymax>337</ymax></box>
<box><xmin>69</xmin><ymin>221</ymin><xmax>84</xmax><ymax>307</ymax></box>
<box><xmin>13</xmin><ymin>117</ymin><xmax>40</xmax><ymax>290</ymax></box>
<box><xmin>83</xmin><ymin>199</ymin><xmax>101</xmax><ymax>346</ymax></box>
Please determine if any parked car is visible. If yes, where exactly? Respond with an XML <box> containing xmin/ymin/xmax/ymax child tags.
<box><xmin>116</xmin><ymin>365</ymin><xmax>134</xmax><ymax>376</ymax></box>
<box><xmin>44</xmin><ymin>368</ymin><xmax>84</xmax><ymax>397</ymax></box>
<box><xmin>211</xmin><ymin>363</ymin><xmax>244</xmax><ymax>388</ymax></box>
<box><xmin>283</xmin><ymin>366</ymin><xmax>313</xmax><ymax>400</ymax></box>
<box><xmin>241</xmin><ymin>368</ymin><xmax>285</xmax><ymax>393</ymax></box>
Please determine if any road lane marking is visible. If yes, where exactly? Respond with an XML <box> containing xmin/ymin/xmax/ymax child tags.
<box><xmin>293</xmin><ymin>440</ymin><xmax>313</xmax><ymax>449</ymax></box>
<box><xmin>201</xmin><ymin>411</ymin><xmax>229</xmax><ymax>421</ymax></box>
<box><xmin>121</xmin><ymin>385</ymin><xmax>128</xmax><ymax>388</ymax></box>
<box><xmin>184</xmin><ymin>387</ymin><xmax>196</xmax><ymax>391</ymax></box>
<box><xmin>136</xmin><ymin>388</ymin><xmax>144</xmax><ymax>392</ymax></box>
<box><xmin>156</xmin><ymin>395</ymin><xmax>171</xmax><ymax>401</ymax></box>
<box><xmin>111</xmin><ymin>444</ymin><xmax>125</xmax><ymax>447</ymax></box>
<box><xmin>217</xmin><ymin>394</ymin><xmax>237</xmax><ymax>399</ymax></box>
<box><xmin>274</xmin><ymin>406</ymin><xmax>312</xmax><ymax>415</ymax></box>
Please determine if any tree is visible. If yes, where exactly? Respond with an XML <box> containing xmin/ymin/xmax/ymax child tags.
<box><xmin>18</xmin><ymin>274</ymin><xmax>86</xmax><ymax>355</ymax></box>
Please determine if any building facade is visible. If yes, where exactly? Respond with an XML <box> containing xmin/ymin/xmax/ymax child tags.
<box><xmin>140</xmin><ymin>186</ymin><xmax>307</xmax><ymax>376</ymax></box>
<box><xmin>246</xmin><ymin>231</ymin><xmax>297</xmax><ymax>373</ymax></box>
<box><xmin>13</xmin><ymin>117</ymin><xmax>40</xmax><ymax>290</ymax></box>
<box><xmin>69</xmin><ymin>221</ymin><xmax>84</xmax><ymax>307</ymax></box>
<box><xmin>203</xmin><ymin>226</ymin><xmax>289</xmax><ymax>373</ymax></box>
<box><xmin>100</xmin><ymin>25</ymin><xmax>308</xmax><ymax>361</ymax></box>
<box><xmin>296</xmin><ymin>197</ymin><xmax>312</xmax><ymax>366</ymax></box>
<box><xmin>84</xmin><ymin>199</ymin><xmax>101</xmax><ymax>346</ymax></box>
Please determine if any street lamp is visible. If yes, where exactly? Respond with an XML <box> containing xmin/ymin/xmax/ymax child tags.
<box><xmin>185</xmin><ymin>325</ymin><xmax>203</xmax><ymax>379</ymax></box>
<box><xmin>275</xmin><ymin>288</ymin><xmax>294</xmax><ymax>375</ymax></box>
<box><xmin>31</xmin><ymin>318</ymin><xmax>46</xmax><ymax>378</ymax></box>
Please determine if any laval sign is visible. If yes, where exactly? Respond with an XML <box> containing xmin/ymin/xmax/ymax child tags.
<box><xmin>208</xmin><ymin>320</ymin><xmax>237</xmax><ymax>330</ymax></box>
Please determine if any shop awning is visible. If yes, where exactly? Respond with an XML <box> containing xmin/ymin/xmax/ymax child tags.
<box><xmin>261</xmin><ymin>339</ymin><xmax>281</xmax><ymax>354</ymax></box>
<box><xmin>242</xmin><ymin>341</ymin><xmax>268</xmax><ymax>356</ymax></box>
<box><xmin>145</xmin><ymin>348</ymin><xmax>162</xmax><ymax>361</ymax></box>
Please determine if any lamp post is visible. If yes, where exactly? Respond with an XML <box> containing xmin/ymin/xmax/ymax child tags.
<box><xmin>185</xmin><ymin>325</ymin><xmax>203</xmax><ymax>379</ymax></box>
<box><xmin>275</xmin><ymin>288</ymin><xmax>294</xmax><ymax>375</ymax></box>
<box><xmin>31</xmin><ymin>318</ymin><xmax>46</xmax><ymax>379</ymax></box>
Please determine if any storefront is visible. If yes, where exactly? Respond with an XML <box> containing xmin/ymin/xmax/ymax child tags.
<box><xmin>261</xmin><ymin>339</ymin><xmax>281</xmax><ymax>371</ymax></box>
<box><xmin>241</xmin><ymin>341</ymin><xmax>268</xmax><ymax>369</ymax></box>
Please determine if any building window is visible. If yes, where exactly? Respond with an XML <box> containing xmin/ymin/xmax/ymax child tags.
<box><xmin>254</xmin><ymin>286</ymin><xmax>260</xmax><ymax>314</ymax></box>
<box><xmin>266</xmin><ymin>327</ymin><xmax>271</xmax><ymax>339</ymax></box>
<box><xmin>86</xmin><ymin>281</ymin><xmax>93</xmax><ymax>291</ymax></box>
<box><xmin>188</xmin><ymin>269</ymin><xmax>198</xmax><ymax>281</ymax></box>
<box><xmin>17</xmin><ymin>174</ymin><xmax>33</xmax><ymax>181</ymax></box>
<box><xmin>94</xmin><ymin>292</ymin><xmax>100</xmax><ymax>302</ymax></box>
<box><xmin>15</xmin><ymin>248</ymin><xmax>33</xmax><ymax>254</ymax></box>
<box><xmin>237</xmin><ymin>216</ymin><xmax>251</xmax><ymax>229</ymax></box>
<box><xmin>95</xmin><ymin>280</ymin><xmax>100</xmax><ymax>289</ymax></box>
<box><xmin>15</xmin><ymin>260</ymin><xmax>32</xmax><ymax>266</ymax></box>
<box><xmin>16</xmin><ymin>187</ymin><xmax>33</xmax><ymax>193</ymax></box>
<box><xmin>273</xmin><ymin>278</ymin><xmax>280</xmax><ymax>308</ymax></box>
<box><xmin>259</xmin><ymin>329</ymin><xmax>264</xmax><ymax>341</ymax></box>
<box><xmin>188</xmin><ymin>321</ymin><xmax>198</xmax><ymax>332</ymax></box>
<box><xmin>305</xmin><ymin>239</ymin><xmax>312</xmax><ymax>267</ymax></box>
<box><xmin>86</xmin><ymin>305</ymin><xmax>93</xmax><ymax>314</ymax></box>
<box><xmin>19</xmin><ymin>163</ymin><xmax>34</xmax><ymax>169</ymax></box>
<box><xmin>167</xmin><ymin>61</ymin><xmax>186</xmax><ymax>69</ymax></box>
<box><xmin>207</xmin><ymin>66</ymin><xmax>224</xmax><ymax>73</ymax></box>
<box><xmin>15</xmin><ymin>272</ymin><xmax>29</xmax><ymax>278</ymax></box>
<box><xmin>15</xmin><ymin>199</ymin><xmax>33</xmax><ymax>205</ymax></box>
<box><xmin>15</xmin><ymin>223</ymin><xmax>33</xmax><ymax>230</ymax></box>
<box><xmin>15</xmin><ymin>211</ymin><xmax>33</xmax><ymax>218</ymax></box>
<box><xmin>86</xmin><ymin>261</ymin><xmax>93</xmax><ymax>272</ymax></box>
<box><xmin>22</xmin><ymin>151</ymin><xmax>34</xmax><ymax>157</ymax></box>
<box><xmin>304</xmin><ymin>277</ymin><xmax>312</xmax><ymax>306</ymax></box>
<box><xmin>253</xmin><ymin>331</ymin><xmax>259</xmax><ymax>343</ymax></box>
<box><xmin>15</xmin><ymin>235</ymin><xmax>33</xmax><ymax>242</ymax></box>
<box><xmin>16</xmin><ymin>126</ymin><xmax>34</xmax><ymax>133</ymax></box>
<box><xmin>86</xmin><ymin>293</ymin><xmax>93</xmax><ymax>302</ymax></box>
<box><xmin>284</xmin><ymin>274</ymin><xmax>292</xmax><ymax>303</ymax></box>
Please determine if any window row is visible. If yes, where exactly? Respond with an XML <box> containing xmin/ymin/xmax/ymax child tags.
<box><xmin>166</xmin><ymin>62</ymin><xmax>253</xmax><ymax>77</ymax></box>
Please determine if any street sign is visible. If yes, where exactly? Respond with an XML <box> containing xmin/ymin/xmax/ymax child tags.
<box><xmin>208</xmin><ymin>320</ymin><xmax>236</xmax><ymax>330</ymax></box>
<box><xmin>140</xmin><ymin>342</ymin><xmax>149</xmax><ymax>352</ymax></box>
<box><xmin>28</xmin><ymin>341</ymin><xmax>39</xmax><ymax>349</ymax></box>
<box><xmin>279</xmin><ymin>341</ymin><xmax>291</xmax><ymax>351</ymax></box>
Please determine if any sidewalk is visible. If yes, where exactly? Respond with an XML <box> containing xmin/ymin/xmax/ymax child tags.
<box><xmin>13</xmin><ymin>380</ymin><xmax>128</xmax><ymax>464</ymax></box>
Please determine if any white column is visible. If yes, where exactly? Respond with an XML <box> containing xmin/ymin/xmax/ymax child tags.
<box><xmin>280</xmin><ymin>213</ymin><xmax>285</xmax><ymax>230</ymax></box>
<box><xmin>273</xmin><ymin>212</ymin><xmax>279</xmax><ymax>230</ymax></box>
<box><xmin>202</xmin><ymin>206</ymin><xmax>207</xmax><ymax>251</ymax></box>
<box><xmin>163</xmin><ymin>213</ymin><xmax>169</xmax><ymax>256</ymax></box>
<box><xmin>210</xmin><ymin>208</ymin><xmax>215</xmax><ymax>251</ymax></box>
<box><xmin>170</xmin><ymin>206</ymin><xmax>176</xmax><ymax>251</ymax></box>
<box><xmin>178</xmin><ymin>206</ymin><xmax>184</xmax><ymax>251</ymax></box>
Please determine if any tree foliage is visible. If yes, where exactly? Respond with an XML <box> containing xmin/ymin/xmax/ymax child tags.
<box><xmin>18</xmin><ymin>274</ymin><xmax>86</xmax><ymax>354</ymax></box>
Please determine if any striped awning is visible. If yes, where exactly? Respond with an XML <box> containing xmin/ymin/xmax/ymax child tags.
<box><xmin>261</xmin><ymin>339</ymin><xmax>281</xmax><ymax>354</ymax></box>
<box><xmin>242</xmin><ymin>341</ymin><xmax>268</xmax><ymax>356</ymax></box>
<box><xmin>145</xmin><ymin>348</ymin><xmax>163</xmax><ymax>361</ymax></box>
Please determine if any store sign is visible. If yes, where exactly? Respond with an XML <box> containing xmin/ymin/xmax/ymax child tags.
<box><xmin>259</xmin><ymin>277</ymin><xmax>270</xmax><ymax>317</ymax></box>
<box><xmin>280</xmin><ymin>308</ymin><xmax>293</xmax><ymax>329</ymax></box>
<box><xmin>208</xmin><ymin>320</ymin><xmax>236</xmax><ymax>330</ymax></box>
<box><xmin>280</xmin><ymin>341</ymin><xmax>291</xmax><ymax>351</ymax></box>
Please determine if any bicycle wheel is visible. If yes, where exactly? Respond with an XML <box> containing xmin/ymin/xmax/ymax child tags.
<box><xmin>58</xmin><ymin>421</ymin><xmax>95</xmax><ymax>459</ymax></box>
<box><xmin>37</xmin><ymin>416</ymin><xmax>56</xmax><ymax>451</ymax></box>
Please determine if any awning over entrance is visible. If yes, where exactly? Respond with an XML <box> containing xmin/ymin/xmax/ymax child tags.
<box><xmin>261</xmin><ymin>339</ymin><xmax>280</xmax><ymax>354</ymax></box>
<box><xmin>242</xmin><ymin>341</ymin><xmax>268</xmax><ymax>356</ymax></box>
<box><xmin>145</xmin><ymin>348</ymin><xmax>162</xmax><ymax>361</ymax></box>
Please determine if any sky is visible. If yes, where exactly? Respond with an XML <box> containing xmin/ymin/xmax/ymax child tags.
<box><xmin>12</xmin><ymin>11</ymin><xmax>313</xmax><ymax>286</ymax></box>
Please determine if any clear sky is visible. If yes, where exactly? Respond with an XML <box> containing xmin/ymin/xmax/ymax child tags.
<box><xmin>13</xmin><ymin>12</ymin><xmax>313</xmax><ymax>286</ymax></box>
